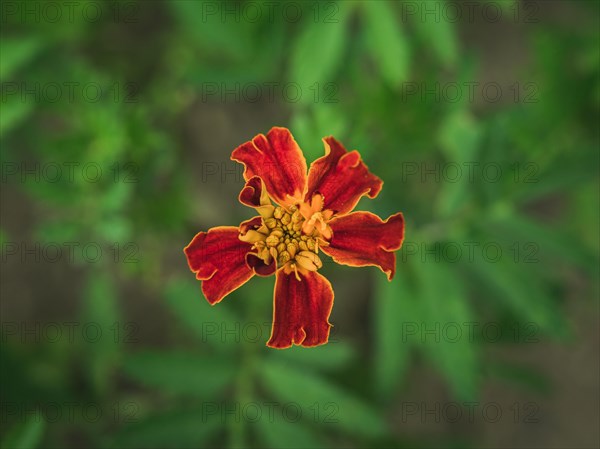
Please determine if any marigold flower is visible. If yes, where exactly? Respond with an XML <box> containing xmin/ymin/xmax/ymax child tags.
<box><xmin>184</xmin><ymin>127</ymin><xmax>405</xmax><ymax>349</ymax></box>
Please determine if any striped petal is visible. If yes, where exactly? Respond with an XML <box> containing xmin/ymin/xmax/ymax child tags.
<box><xmin>267</xmin><ymin>270</ymin><xmax>334</xmax><ymax>349</ymax></box>
<box><xmin>306</xmin><ymin>137</ymin><xmax>382</xmax><ymax>216</ymax></box>
<box><xmin>232</xmin><ymin>127</ymin><xmax>307</xmax><ymax>207</ymax></box>
<box><xmin>238</xmin><ymin>176</ymin><xmax>275</xmax><ymax>218</ymax></box>
<box><xmin>322</xmin><ymin>212</ymin><xmax>405</xmax><ymax>280</ymax></box>
<box><xmin>184</xmin><ymin>226</ymin><xmax>254</xmax><ymax>304</ymax></box>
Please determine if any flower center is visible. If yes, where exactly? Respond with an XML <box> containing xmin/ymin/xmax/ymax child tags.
<box><xmin>248</xmin><ymin>205</ymin><xmax>325</xmax><ymax>279</ymax></box>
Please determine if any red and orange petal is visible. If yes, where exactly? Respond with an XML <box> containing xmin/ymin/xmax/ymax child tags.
<box><xmin>246</xmin><ymin>253</ymin><xmax>276</xmax><ymax>277</ymax></box>
<box><xmin>238</xmin><ymin>176</ymin><xmax>264</xmax><ymax>208</ymax></box>
<box><xmin>239</xmin><ymin>216</ymin><xmax>263</xmax><ymax>234</ymax></box>
<box><xmin>184</xmin><ymin>226</ymin><xmax>254</xmax><ymax>304</ymax></box>
<box><xmin>232</xmin><ymin>127</ymin><xmax>307</xmax><ymax>208</ymax></box>
<box><xmin>306</xmin><ymin>136</ymin><xmax>382</xmax><ymax>216</ymax></box>
<box><xmin>239</xmin><ymin>176</ymin><xmax>273</xmax><ymax>208</ymax></box>
<box><xmin>267</xmin><ymin>270</ymin><xmax>334</xmax><ymax>349</ymax></box>
<box><xmin>322</xmin><ymin>211</ymin><xmax>405</xmax><ymax>281</ymax></box>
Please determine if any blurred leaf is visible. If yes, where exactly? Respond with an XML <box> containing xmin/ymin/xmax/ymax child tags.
<box><xmin>362</xmin><ymin>1</ymin><xmax>410</xmax><ymax>87</ymax></box>
<box><xmin>0</xmin><ymin>228</ymin><xmax>7</xmax><ymax>248</ymax></box>
<box><xmin>483</xmin><ymin>213</ymin><xmax>597</xmax><ymax>272</ymax></box>
<box><xmin>100</xmin><ymin>181</ymin><xmax>133</xmax><ymax>213</ymax></box>
<box><xmin>122</xmin><ymin>351</ymin><xmax>235</xmax><ymax>397</ymax></box>
<box><xmin>289</xmin><ymin>8</ymin><xmax>349</xmax><ymax>91</ymax></box>
<box><xmin>570</xmin><ymin>182</ymin><xmax>600</xmax><ymax>251</ymax></box>
<box><xmin>34</xmin><ymin>222</ymin><xmax>80</xmax><ymax>243</ymax></box>
<box><xmin>253</xmin><ymin>413</ymin><xmax>324</xmax><ymax>449</ymax></box>
<box><xmin>373</xmin><ymin>272</ymin><xmax>414</xmax><ymax>401</ymax></box>
<box><xmin>412</xmin><ymin>0</ymin><xmax>458</xmax><ymax>67</ymax></box>
<box><xmin>1</xmin><ymin>420</ymin><xmax>45</xmax><ymax>449</ymax></box>
<box><xmin>0</xmin><ymin>37</ymin><xmax>43</xmax><ymax>80</ymax></box>
<box><xmin>259</xmin><ymin>359</ymin><xmax>386</xmax><ymax>438</ymax></box>
<box><xmin>492</xmin><ymin>0</ymin><xmax>519</xmax><ymax>16</ymax></box>
<box><xmin>438</xmin><ymin>110</ymin><xmax>482</xmax><ymax>162</ymax></box>
<box><xmin>82</xmin><ymin>273</ymin><xmax>121</xmax><ymax>394</ymax></box>
<box><xmin>168</xmin><ymin>1</ymin><xmax>252</xmax><ymax>60</ymax></box>
<box><xmin>164</xmin><ymin>277</ymin><xmax>239</xmax><ymax>348</ymax></box>
<box><xmin>110</xmin><ymin>410</ymin><xmax>221</xmax><ymax>449</ymax></box>
<box><xmin>416</xmin><ymin>261</ymin><xmax>479</xmax><ymax>400</ymax></box>
<box><xmin>512</xmin><ymin>156</ymin><xmax>598</xmax><ymax>201</ymax></box>
<box><xmin>467</xmin><ymin>253</ymin><xmax>565</xmax><ymax>336</ymax></box>
<box><xmin>272</xmin><ymin>341</ymin><xmax>355</xmax><ymax>372</ymax></box>
<box><xmin>94</xmin><ymin>216</ymin><xmax>132</xmax><ymax>243</ymax></box>
<box><xmin>486</xmin><ymin>361</ymin><xmax>551</xmax><ymax>394</ymax></box>
<box><xmin>0</xmin><ymin>96</ymin><xmax>33</xmax><ymax>138</ymax></box>
<box><xmin>435</xmin><ymin>110</ymin><xmax>483</xmax><ymax>217</ymax></box>
<box><xmin>291</xmin><ymin>104</ymin><xmax>348</xmax><ymax>161</ymax></box>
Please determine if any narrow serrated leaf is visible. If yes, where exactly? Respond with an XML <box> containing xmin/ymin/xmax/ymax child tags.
<box><xmin>363</xmin><ymin>1</ymin><xmax>410</xmax><ymax>87</ymax></box>
<box><xmin>289</xmin><ymin>7</ymin><xmax>349</xmax><ymax>91</ymax></box>
<box><xmin>110</xmin><ymin>410</ymin><xmax>221</xmax><ymax>449</ymax></box>
<box><xmin>259</xmin><ymin>359</ymin><xmax>386</xmax><ymax>438</ymax></box>
<box><xmin>122</xmin><ymin>351</ymin><xmax>235</xmax><ymax>397</ymax></box>
<box><xmin>415</xmin><ymin>261</ymin><xmax>479</xmax><ymax>400</ymax></box>
<box><xmin>412</xmin><ymin>0</ymin><xmax>458</xmax><ymax>67</ymax></box>
<box><xmin>373</xmin><ymin>272</ymin><xmax>414</xmax><ymax>401</ymax></box>
<box><xmin>1</xmin><ymin>420</ymin><xmax>45</xmax><ymax>449</ymax></box>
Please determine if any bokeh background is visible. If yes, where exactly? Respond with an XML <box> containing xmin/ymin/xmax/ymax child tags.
<box><xmin>1</xmin><ymin>0</ymin><xmax>599</xmax><ymax>448</ymax></box>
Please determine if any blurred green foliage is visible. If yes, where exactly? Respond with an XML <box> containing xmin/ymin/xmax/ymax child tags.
<box><xmin>1</xmin><ymin>1</ymin><xmax>598</xmax><ymax>448</ymax></box>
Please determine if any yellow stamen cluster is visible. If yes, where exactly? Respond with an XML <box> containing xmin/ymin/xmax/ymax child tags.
<box><xmin>258</xmin><ymin>206</ymin><xmax>322</xmax><ymax>268</ymax></box>
<box><xmin>241</xmin><ymin>205</ymin><xmax>325</xmax><ymax>280</ymax></box>
<box><xmin>238</xmin><ymin>188</ymin><xmax>335</xmax><ymax>280</ymax></box>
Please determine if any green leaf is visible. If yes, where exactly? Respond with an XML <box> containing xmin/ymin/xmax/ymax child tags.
<box><xmin>438</xmin><ymin>110</ymin><xmax>482</xmax><ymax>162</ymax></box>
<box><xmin>467</xmin><ymin>254</ymin><xmax>565</xmax><ymax>336</ymax></box>
<box><xmin>483</xmin><ymin>213</ymin><xmax>597</xmax><ymax>272</ymax></box>
<box><xmin>290</xmin><ymin>104</ymin><xmax>348</xmax><ymax>161</ymax></box>
<box><xmin>34</xmin><ymin>222</ymin><xmax>80</xmax><ymax>243</ymax></box>
<box><xmin>415</xmin><ymin>262</ymin><xmax>479</xmax><ymax>400</ymax></box>
<box><xmin>362</xmin><ymin>1</ymin><xmax>410</xmax><ymax>87</ymax></box>
<box><xmin>168</xmin><ymin>1</ymin><xmax>252</xmax><ymax>60</ymax></box>
<box><xmin>122</xmin><ymin>351</ymin><xmax>235</xmax><ymax>397</ymax></box>
<box><xmin>272</xmin><ymin>341</ymin><xmax>355</xmax><ymax>372</ymax></box>
<box><xmin>0</xmin><ymin>37</ymin><xmax>43</xmax><ymax>80</ymax></box>
<box><xmin>259</xmin><ymin>359</ymin><xmax>386</xmax><ymax>438</ymax></box>
<box><xmin>0</xmin><ymin>228</ymin><xmax>8</xmax><ymax>248</ymax></box>
<box><xmin>82</xmin><ymin>273</ymin><xmax>121</xmax><ymax>394</ymax></box>
<box><xmin>435</xmin><ymin>110</ymin><xmax>483</xmax><ymax>217</ymax></box>
<box><xmin>373</xmin><ymin>272</ymin><xmax>414</xmax><ymax>401</ymax></box>
<box><xmin>110</xmin><ymin>410</ymin><xmax>221</xmax><ymax>449</ymax></box>
<box><xmin>412</xmin><ymin>0</ymin><xmax>458</xmax><ymax>67</ymax></box>
<box><xmin>164</xmin><ymin>277</ymin><xmax>239</xmax><ymax>348</ymax></box>
<box><xmin>485</xmin><ymin>361</ymin><xmax>551</xmax><ymax>394</ymax></box>
<box><xmin>253</xmin><ymin>412</ymin><xmax>323</xmax><ymax>449</ymax></box>
<box><xmin>1</xmin><ymin>420</ymin><xmax>45</xmax><ymax>449</ymax></box>
<box><xmin>0</xmin><ymin>96</ymin><xmax>33</xmax><ymax>138</ymax></box>
<box><xmin>289</xmin><ymin>8</ymin><xmax>349</xmax><ymax>90</ymax></box>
